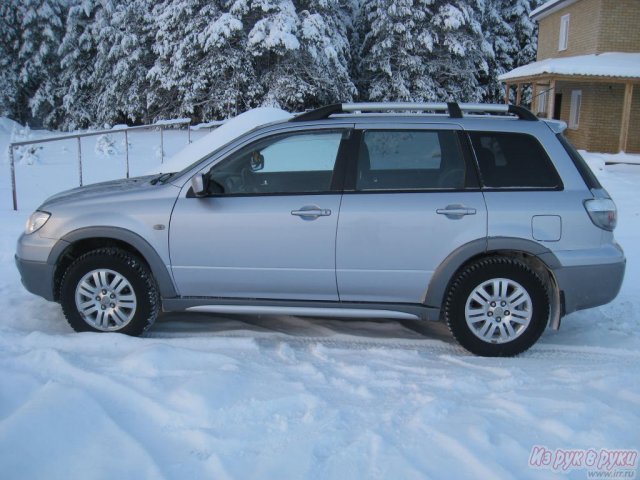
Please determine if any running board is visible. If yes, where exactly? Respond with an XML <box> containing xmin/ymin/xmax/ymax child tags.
<box><xmin>186</xmin><ymin>305</ymin><xmax>421</xmax><ymax>320</ymax></box>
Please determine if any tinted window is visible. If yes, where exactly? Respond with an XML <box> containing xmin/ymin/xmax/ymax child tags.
<box><xmin>357</xmin><ymin>130</ymin><xmax>467</xmax><ymax>190</ymax></box>
<box><xmin>206</xmin><ymin>131</ymin><xmax>343</xmax><ymax>195</ymax></box>
<box><xmin>469</xmin><ymin>132</ymin><xmax>562</xmax><ymax>189</ymax></box>
<box><xmin>556</xmin><ymin>133</ymin><xmax>601</xmax><ymax>189</ymax></box>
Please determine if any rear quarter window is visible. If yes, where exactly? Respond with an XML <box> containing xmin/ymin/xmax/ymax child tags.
<box><xmin>468</xmin><ymin>131</ymin><xmax>562</xmax><ymax>189</ymax></box>
<box><xmin>556</xmin><ymin>133</ymin><xmax>602</xmax><ymax>189</ymax></box>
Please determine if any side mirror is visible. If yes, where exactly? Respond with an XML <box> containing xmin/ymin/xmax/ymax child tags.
<box><xmin>250</xmin><ymin>151</ymin><xmax>264</xmax><ymax>172</ymax></box>
<box><xmin>191</xmin><ymin>174</ymin><xmax>207</xmax><ymax>197</ymax></box>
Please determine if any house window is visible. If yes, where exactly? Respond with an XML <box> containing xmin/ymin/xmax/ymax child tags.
<box><xmin>559</xmin><ymin>14</ymin><xmax>570</xmax><ymax>51</ymax></box>
<box><xmin>569</xmin><ymin>90</ymin><xmax>582</xmax><ymax>129</ymax></box>
<box><xmin>537</xmin><ymin>88</ymin><xmax>549</xmax><ymax>115</ymax></box>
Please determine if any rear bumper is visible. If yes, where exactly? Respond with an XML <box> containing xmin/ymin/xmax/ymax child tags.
<box><xmin>554</xmin><ymin>246</ymin><xmax>626</xmax><ymax>315</ymax></box>
<box><xmin>15</xmin><ymin>255</ymin><xmax>56</xmax><ymax>301</ymax></box>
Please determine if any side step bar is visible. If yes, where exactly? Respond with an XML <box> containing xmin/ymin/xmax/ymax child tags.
<box><xmin>186</xmin><ymin>305</ymin><xmax>421</xmax><ymax>320</ymax></box>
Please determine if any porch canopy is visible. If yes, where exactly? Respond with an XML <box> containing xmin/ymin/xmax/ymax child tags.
<box><xmin>499</xmin><ymin>52</ymin><xmax>640</xmax><ymax>151</ymax></box>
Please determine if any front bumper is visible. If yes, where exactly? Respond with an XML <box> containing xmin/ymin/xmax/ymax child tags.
<box><xmin>15</xmin><ymin>255</ymin><xmax>56</xmax><ymax>302</ymax></box>
<box><xmin>554</xmin><ymin>246</ymin><xmax>626</xmax><ymax>315</ymax></box>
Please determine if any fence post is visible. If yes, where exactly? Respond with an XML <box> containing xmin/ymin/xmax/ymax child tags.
<box><xmin>124</xmin><ymin>129</ymin><xmax>130</xmax><ymax>178</ymax></box>
<box><xmin>188</xmin><ymin>121</ymin><xmax>191</xmax><ymax>144</ymax></box>
<box><xmin>77</xmin><ymin>136</ymin><xmax>83</xmax><ymax>186</ymax></box>
<box><xmin>160</xmin><ymin>127</ymin><xmax>164</xmax><ymax>164</ymax></box>
<box><xmin>10</xmin><ymin>145</ymin><xmax>17</xmax><ymax>211</ymax></box>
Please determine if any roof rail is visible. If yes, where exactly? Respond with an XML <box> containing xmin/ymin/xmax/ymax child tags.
<box><xmin>291</xmin><ymin>102</ymin><xmax>539</xmax><ymax>122</ymax></box>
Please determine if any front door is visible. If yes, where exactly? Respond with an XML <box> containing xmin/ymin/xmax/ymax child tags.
<box><xmin>336</xmin><ymin>125</ymin><xmax>488</xmax><ymax>304</ymax></box>
<box><xmin>553</xmin><ymin>94</ymin><xmax>563</xmax><ymax>120</ymax></box>
<box><xmin>169</xmin><ymin>128</ymin><xmax>350</xmax><ymax>300</ymax></box>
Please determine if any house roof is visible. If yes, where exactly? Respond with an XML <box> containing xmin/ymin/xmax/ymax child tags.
<box><xmin>530</xmin><ymin>0</ymin><xmax>580</xmax><ymax>21</ymax></box>
<box><xmin>498</xmin><ymin>52</ymin><xmax>640</xmax><ymax>82</ymax></box>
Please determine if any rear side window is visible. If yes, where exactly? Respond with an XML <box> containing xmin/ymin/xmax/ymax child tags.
<box><xmin>469</xmin><ymin>132</ymin><xmax>562</xmax><ymax>189</ymax></box>
<box><xmin>357</xmin><ymin>130</ymin><xmax>470</xmax><ymax>190</ymax></box>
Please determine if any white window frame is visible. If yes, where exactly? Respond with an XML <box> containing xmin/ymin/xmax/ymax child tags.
<box><xmin>569</xmin><ymin>90</ymin><xmax>582</xmax><ymax>129</ymax></box>
<box><xmin>559</xmin><ymin>14</ymin><xmax>570</xmax><ymax>51</ymax></box>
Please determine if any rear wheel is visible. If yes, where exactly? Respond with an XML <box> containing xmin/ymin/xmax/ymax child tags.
<box><xmin>444</xmin><ymin>256</ymin><xmax>549</xmax><ymax>356</ymax></box>
<box><xmin>59</xmin><ymin>248</ymin><xmax>159</xmax><ymax>335</ymax></box>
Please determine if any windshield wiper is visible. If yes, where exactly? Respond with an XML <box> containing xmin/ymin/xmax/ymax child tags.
<box><xmin>150</xmin><ymin>172</ymin><xmax>175</xmax><ymax>185</ymax></box>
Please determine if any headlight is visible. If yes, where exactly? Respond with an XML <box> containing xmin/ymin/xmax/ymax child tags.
<box><xmin>25</xmin><ymin>211</ymin><xmax>51</xmax><ymax>234</ymax></box>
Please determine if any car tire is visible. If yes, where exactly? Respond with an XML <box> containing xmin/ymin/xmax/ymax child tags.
<box><xmin>444</xmin><ymin>256</ymin><xmax>549</xmax><ymax>357</ymax></box>
<box><xmin>59</xmin><ymin>247</ymin><xmax>159</xmax><ymax>335</ymax></box>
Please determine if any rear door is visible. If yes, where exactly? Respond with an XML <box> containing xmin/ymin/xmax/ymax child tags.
<box><xmin>336</xmin><ymin>124</ymin><xmax>488</xmax><ymax>303</ymax></box>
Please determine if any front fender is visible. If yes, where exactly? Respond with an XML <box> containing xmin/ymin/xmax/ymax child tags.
<box><xmin>48</xmin><ymin>226</ymin><xmax>178</xmax><ymax>298</ymax></box>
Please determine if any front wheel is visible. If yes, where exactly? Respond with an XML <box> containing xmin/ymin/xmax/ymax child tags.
<box><xmin>59</xmin><ymin>248</ymin><xmax>159</xmax><ymax>335</ymax></box>
<box><xmin>444</xmin><ymin>256</ymin><xmax>550</xmax><ymax>356</ymax></box>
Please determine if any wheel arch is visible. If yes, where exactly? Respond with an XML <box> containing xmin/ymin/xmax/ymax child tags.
<box><xmin>49</xmin><ymin>227</ymin><xmax>177</xmax><ymax>302</ymax></box>
<box><xmin>425</xmin><ymin>237</ymin><xmax>562</xmax><ymax>327</ymax></box>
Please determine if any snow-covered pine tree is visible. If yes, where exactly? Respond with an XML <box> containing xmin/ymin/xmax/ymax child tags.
<box><xmin>193</xmin><ymin>1</ymin><xmax>259</xmax><ymax>119</ymax></box>
<box><xmin>423</xmin><ymin>0</ymin><xmax>486</xmax><ymax>102</ymax></box>
<box><xmin>239</xmin><ymin>0</ymin><xmax>355</xmax><ymax>111</ymax></box>
<box><xmin>148</xmin><ymin>0</ymin><xmax>258</xmax><ymax>121</ymax></box>
<box><xmin>476</xmin><ymin>0</ymin><xmax>517</xmax><ymax>102</ymax></box>
<box><xmin>0</xmin><ymin>0</ymin><xmax>22</xmax><ymax>120</ymax></box>
<box><xmin>244</xmin><ymin>0</ymin><xmax>307</xmax><ymax>109</ymax></box>
<box><xmin>357</xmin><ymin>0</ymin><xmax>435</xmax><ymax>102</ymax></box>
<box><xmin>57</xmin><ymin>0</ymin><xmax>104</xmax><ymax>129</ymax></box>
<box><xmin>295</xmin><ymin>0</ymin><xmax>357</xmax><ymax>106</ymax></box>
<box><xmin>358</xmin><ymin>0</ymin><xmax>485</xmax><ymax>103</ymax></box>
<box><xmin>88</xmin><ymin>0</ymin><xmax>155</xmax><ymax>126</ymax></box>
<box><xmin>17</xmin><ymin>0</ymin><xmax>67</xmax><ymax>127</ymax></box>
<box><xmin>147</xmin><ymin>0</ymin><xmax>199</xmax><ymax>121</ymax></box>
<box><xmin>507</xmin><ymin>0</ymin><xmax>542</xmax><ymax>69</ymax></box>
<box><xmin>475</xmin><ymin>0</ymin><xmax>542</xmax><ymax>103</ymax></box>
<box><xmin>4</xmin><ymin>0</ymin><xmax>545</xmax><ymax>128</ymax></box>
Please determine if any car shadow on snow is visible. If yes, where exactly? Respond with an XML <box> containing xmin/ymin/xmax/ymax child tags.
<box><xmin>152</xmin><ymin>311</ymin><xmax>457</xmax><ymax>345</ymax></box>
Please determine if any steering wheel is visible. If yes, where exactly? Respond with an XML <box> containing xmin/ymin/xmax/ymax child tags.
<box><xmin>241</xmin><ymin>167</ymin><xmax>259</xmax><ymax>193</ymax></box>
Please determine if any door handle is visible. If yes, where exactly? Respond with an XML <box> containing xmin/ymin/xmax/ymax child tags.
<box><xmin>291</xmin><ymin>206</ymin><xmax>332</xmax><ymax>218</ymax></box>
<box><xmin>436</xmin><ymin>205</ymin><xmax>477</xmax><ymax>219</ymax></box>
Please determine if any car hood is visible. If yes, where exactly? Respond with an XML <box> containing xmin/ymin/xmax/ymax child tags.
<box><xmin>40</xmin><ymin>175</ymin><xmax>160</xmax><ymax>208</ymax></box>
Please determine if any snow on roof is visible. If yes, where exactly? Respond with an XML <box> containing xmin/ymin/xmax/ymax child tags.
<box><xmin>530</xmin><ymin>0</ymin><xmax>579</xmax><ymax>20</ymax></box>
<box><xmin>498</xmin><ymin>52</ymin><xmax>640</xmax><ymax>82</ymax></box>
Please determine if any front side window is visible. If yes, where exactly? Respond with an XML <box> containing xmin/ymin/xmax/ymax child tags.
<box><xmin>356</xmin><ymin>130</ymin><xmax>468</xmax><ymax>190</ymax></box>
<box><xmin>204</xmin><ymin>130</ymin><xmax>343</xmax><ymax>195</ymax></box>
<box><xmin>469</xmin><ymin>132</ymin><xmax>562</xmax><ymax>189</ymax></box>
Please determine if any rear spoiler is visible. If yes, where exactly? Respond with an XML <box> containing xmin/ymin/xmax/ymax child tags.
<box><xmin>543</xmin><ymin>119</ymin><xmax>567</xmax><ymax>133</ymax></box>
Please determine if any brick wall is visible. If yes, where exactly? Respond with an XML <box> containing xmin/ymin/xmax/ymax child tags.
<box><xmin>628</xmin><ymin>87</ymin><xmax>640</xmax><ymax>153</ymax></box>
<box><xmin>536</xmin><ymin>0</ymin><xmax>640</xmax><ymax>61</ymax></box>
<box><xmin>583</xmin><ymin>83</ymin><xmax>624</xmax><ymax>152</ymax></box>
<box><xmin>556</xmin><ymin>81</ymin><xmax>591</xmax><ymax>148</ymax></box>
<box><xmin>598</xmin><ymin>0</ymin><xmax>640</xmax><ymax>53</ymax></box>
<box><xmin>554</xmin><ymin>81</ymin><xmax>634</xmax><ymax>153</ymax></box>
<box><xmin>537</xmin><ymin>0</ymin><xmax>602</xmax><ymax>60</ymax></box>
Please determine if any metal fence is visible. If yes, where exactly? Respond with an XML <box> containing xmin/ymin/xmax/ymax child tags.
<box><xmin>7</xmin><ymin>119</ymin><xmax>223</xmax><ymax>211</ymax></box>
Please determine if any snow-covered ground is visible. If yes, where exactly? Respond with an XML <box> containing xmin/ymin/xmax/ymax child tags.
<box><xmin>1</xmin><ymin>118</ymin><xmax>639</xmax><ymax>479</ymax></box>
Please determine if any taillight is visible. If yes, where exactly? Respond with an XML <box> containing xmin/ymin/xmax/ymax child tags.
<box><xmin>584</xmin><ymin>198</ymin><xmax>617</xmax><ymax>231</ymax></box>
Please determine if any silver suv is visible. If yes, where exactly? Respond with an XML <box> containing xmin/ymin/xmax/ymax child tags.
<box><xmin>15</xmin><ymin>103</ymin><xmax>625</xmax><ymax>356</ymax></box>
